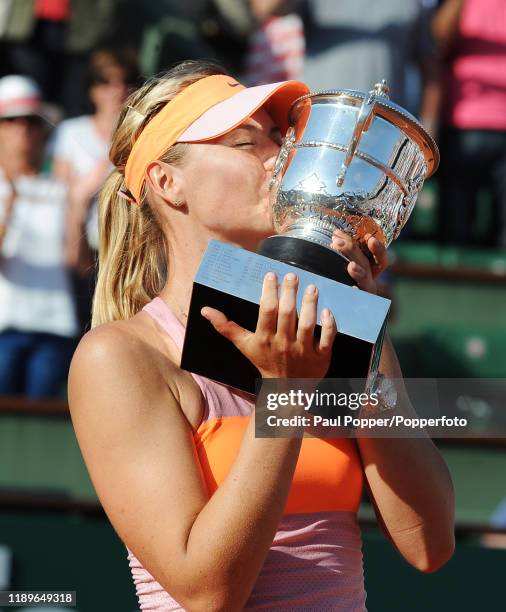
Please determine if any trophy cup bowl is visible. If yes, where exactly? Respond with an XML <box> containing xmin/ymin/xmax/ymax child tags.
<box><xmin>257</xmin><ymin>80</ymin><xmax>439</xmax><ymax>283</ymax></box>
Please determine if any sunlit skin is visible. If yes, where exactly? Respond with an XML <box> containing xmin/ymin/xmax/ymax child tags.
<box><xmin>156</xmin><ymin>110</ymin><xmax>282</xmax><ymax>249</ymax></box>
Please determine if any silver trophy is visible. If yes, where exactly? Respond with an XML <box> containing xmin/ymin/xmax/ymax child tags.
<box><xmin>257</xmin><ymin>80</ymin><xmax>439</xmax><ymax>282</ymax></box>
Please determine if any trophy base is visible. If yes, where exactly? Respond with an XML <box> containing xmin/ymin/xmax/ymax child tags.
<box><xmin>256</xmin><ymin>235</ymin><xmax>353</xmax><ymax>285</ymax></box>
<box><xmin>181</xmin><ymin>240</ymin><xmax>390</xmax><ymax>395</ymax></box>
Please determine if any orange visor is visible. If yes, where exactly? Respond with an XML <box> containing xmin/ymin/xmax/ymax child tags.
<box><xmin>123</xmin><ymin>74</ymin><xmax>309</xmax><ymax>204</ymax></box>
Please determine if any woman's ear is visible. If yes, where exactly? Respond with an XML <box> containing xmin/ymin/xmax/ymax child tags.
<box><xmin>145</xmin><ymin>160</ymin><xmax>185</xmax><ymax>207</ymax></box>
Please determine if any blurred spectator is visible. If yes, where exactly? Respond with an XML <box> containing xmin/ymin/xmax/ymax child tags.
<box><xmin>52</xmin><ymin>48</ymin><xmax>139</xmax><ymax>331</ymax></box>
<box><xmin>244</xmin><ymin>0</ymin><xmax>305</xmax><ymax>85</ymax></box>
<box><xmin>0</xmin><ymin>75</ymin><xmax>78</xmax><ymax>398</ymax></box>
<box><xmin>121</xmin><ymin>0</ymin><xmax>254</xmax><ymax>77</ymax></box>
<box><xmin>0</xmin><ymin>0</ymin><xmax>121</xmax><ymax>117</ymax></box>
<box><xmin>433</xmin><ymin>0</ymin><xmax>506</xmax><ymax>247</ymax></box>
<box><xmin>300</xmin><ymin>0</ymin><xmax>440</xmax><ymax>122</ymax></box>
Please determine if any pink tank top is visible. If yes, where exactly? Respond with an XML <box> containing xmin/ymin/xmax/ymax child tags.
<box><xmin>127</xmin><ymin>296</ymin><xmax>367</xmax><ymax>611</ymax></box>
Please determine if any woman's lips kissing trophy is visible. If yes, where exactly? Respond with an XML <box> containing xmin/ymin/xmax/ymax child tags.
<box><xmin>181</xmin><ymin>80</ymin><xmax>439</xmax><ymax>397</ymax></box>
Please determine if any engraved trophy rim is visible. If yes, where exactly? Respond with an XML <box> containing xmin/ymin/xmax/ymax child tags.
<box><xmin>288</xmin><ymin>87</ymin><xmax>439</xmax><ymax>177</ymax></box>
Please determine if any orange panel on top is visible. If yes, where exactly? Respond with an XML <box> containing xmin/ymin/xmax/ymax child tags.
<box><xmin>194</xmin><ymin>416</ymin><xmax>364</xmax><ymax>514</ymax></box>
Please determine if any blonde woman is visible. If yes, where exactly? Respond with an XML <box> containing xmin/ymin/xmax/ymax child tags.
<box><xmin>68</xmin><ymin>60</ymin><xmax>455</xmax><ymax>611</ymax></box>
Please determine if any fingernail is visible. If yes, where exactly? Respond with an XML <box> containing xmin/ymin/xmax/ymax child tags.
<box><xmin>353</xmin><ymin>263</ymin><xmax>366</xmax><ymax>277</ymax></box>
<box><xmin>332</xmin><ymin>237</ymin><xmax>346</xmax><ymax>247</ymax></box>
<box><xmin>305</xmin><ymin>283</ymin><xmax>316</xmax><ymax>294</ymax></box>
<box><xmin>285</xmin><ymin>272</ymin><xmax>296</xmax><ymax>282</ymax></box>
<box><xmin>321</xmin><ymin>308</ymin><xmax>333</xmax><ymax>322</ymax></box>
<box><xmin>265</xmin><ymin>272</ymin><xmax>276</xmax><ymax>281</ymax></box>
<box><xmin>201</xmin><ymin>308</ymin><xmax>209</xmax><ymax>319</ymax></box>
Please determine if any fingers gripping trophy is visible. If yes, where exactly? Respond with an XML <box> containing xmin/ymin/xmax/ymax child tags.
<box><xmin>257</xmin><ymin>80</ymin><xmax>439</xmax><ymax>283</ymax></box>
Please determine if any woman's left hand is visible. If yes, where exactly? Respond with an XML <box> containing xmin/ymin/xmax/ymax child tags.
<box><xmin>330</xmin><ymin>229</ymin><xmax>389</xmax><ymax>295</ymax></box>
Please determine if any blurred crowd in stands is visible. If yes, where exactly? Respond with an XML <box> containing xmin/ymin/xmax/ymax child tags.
<box><xmin>0</xmin><ymin>0</ymin><xmax>504</xmax><ymax>398</ymax></box>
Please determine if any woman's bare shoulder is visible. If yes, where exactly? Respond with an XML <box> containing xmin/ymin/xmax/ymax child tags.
<box><xmin>68</xmin><ymin>316</ymin><xmax>179</xmax><ymax>410</ymax></box>
<box><xmin>71</xmin><ymin>317</ymin><xmax>167</xmax><ymax>374</ymax></box>
<box><xmin>68</xmin><ymin>314</ymin><xmax>204</xmax><ymax>429</ymax></box>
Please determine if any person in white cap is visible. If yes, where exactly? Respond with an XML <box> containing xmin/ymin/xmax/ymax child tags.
<box><xmin>0</xmin><ymin>75</ymin><xmax>79</xmax><ymax>398</ymax></box>
<box><xmin>68</xmin><ymin>60</ymin><xmax>454</xmax><ymax>610</ymax></box>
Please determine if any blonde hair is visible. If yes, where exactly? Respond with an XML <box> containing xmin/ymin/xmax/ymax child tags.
<box><xmin>91</xmin><ymin>60</ymin><xmax>227</xmax><ymax>327</ymax></box>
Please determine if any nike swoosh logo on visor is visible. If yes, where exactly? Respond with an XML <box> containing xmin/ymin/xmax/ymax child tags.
<box><xmin>227</xmin><ymin>82</ymin><xmax>240</xmax><ymax>87</ymax></box>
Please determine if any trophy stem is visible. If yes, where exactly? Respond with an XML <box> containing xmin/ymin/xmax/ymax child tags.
<box><xmin>256</xmin><ymin>235</ymin><xmax>353</xmax><ymax>285</ymax></box>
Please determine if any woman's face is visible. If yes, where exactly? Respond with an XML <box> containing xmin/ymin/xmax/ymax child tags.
<box><xmin>89</xmin><ymin>64</ymin><xmax>132</xmax><ymax>115</ymax></box>
<box><xmin>0</xmin><ymin>115</ymin><xmax>45</xmax><ymax>160</ymax></box>
<box><xmin>178</xmin><ymin>108</ymin><xmax>283</xmax><ymax>251</ymax></box>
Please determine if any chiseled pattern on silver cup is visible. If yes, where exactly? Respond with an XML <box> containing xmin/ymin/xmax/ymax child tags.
<box><xmin>269</xmin><ymin>85</ymin><xmax>439</xmax><ymax>249</ymax></box>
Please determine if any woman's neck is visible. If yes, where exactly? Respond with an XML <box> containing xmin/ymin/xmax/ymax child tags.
<box><xmin>0</xmin><ymin>156</ymin><xmax>39</xmax><ymax>179</ymax></box>
<box><xmin>157</xmin><ymin>224</ymin><xmax>258</xmax><ymax>324</ymax></box>
<box><xmin>158</xmin><ymin>236</ymin><xmax>208</xmax><ymax>325</ymax></box>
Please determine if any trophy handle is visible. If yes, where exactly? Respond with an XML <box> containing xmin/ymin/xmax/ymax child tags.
<box><xmin>269</xmin><ymin>126</ymin><xmax>295</xmax><ymax>190</ymax></box>
<box><xmin>336</xmin><ymin>80</ymin><xmax>390</xmax><ymax>187</ymax></box>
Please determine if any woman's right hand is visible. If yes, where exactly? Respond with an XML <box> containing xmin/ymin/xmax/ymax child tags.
<box><xmin>201</xmin><ymin>271</ymin><xmax>337</xmax><ymax>379</ymax></box>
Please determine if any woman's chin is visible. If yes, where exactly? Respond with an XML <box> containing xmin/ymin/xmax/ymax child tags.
<box><xmin>230</xmin><ymin>227</ymin><xmax>272</xmax><ymax>252</ymax></box>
